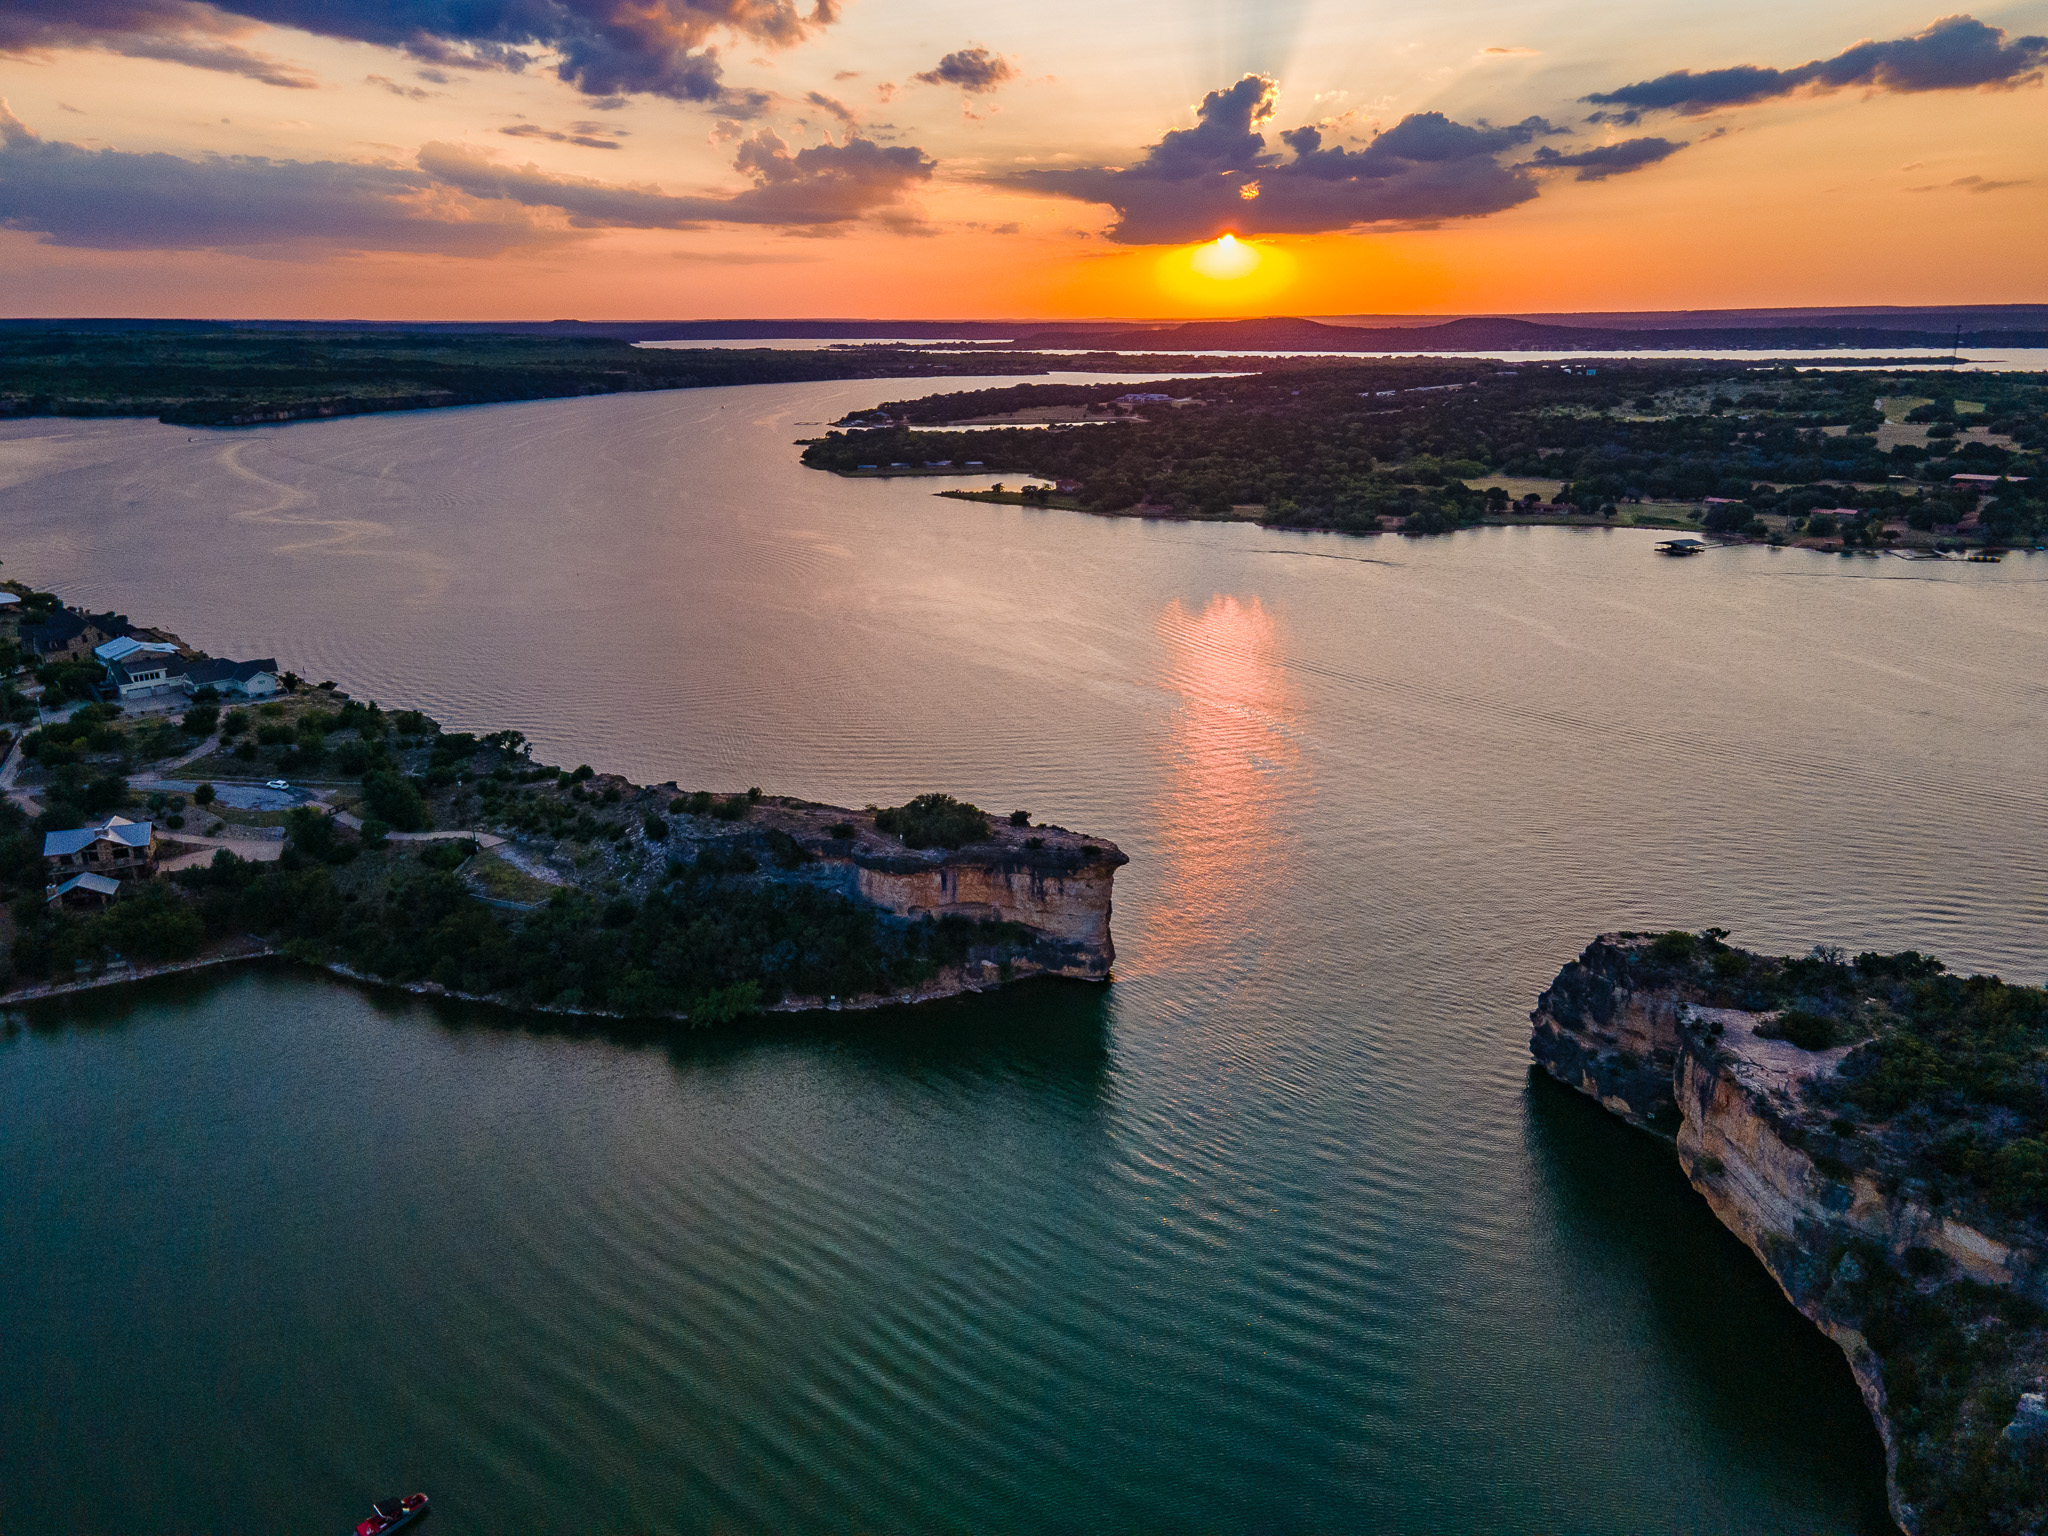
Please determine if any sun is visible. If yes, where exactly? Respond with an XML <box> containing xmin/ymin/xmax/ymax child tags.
<box><xmin>1189</xmin><ymin>233</ymin><xmax>1262</xmax><ymax>281</ymax></box>
<box><xmin>1154</xmin><ymin>234</ymin><xmax>1297</xmax><ymax>310</ymax></box>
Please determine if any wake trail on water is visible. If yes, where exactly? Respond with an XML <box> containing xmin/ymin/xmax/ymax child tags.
<box><xmin>216</xmin><ymin>439</ymin><xmax>454</xmax><ymax>602</ymax></box>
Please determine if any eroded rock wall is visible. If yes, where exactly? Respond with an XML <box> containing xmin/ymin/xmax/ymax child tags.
<box><xmin>1531</xmin><ymin>936</ymin><xmax>2045</xmax><ymax>1535</ymax></box>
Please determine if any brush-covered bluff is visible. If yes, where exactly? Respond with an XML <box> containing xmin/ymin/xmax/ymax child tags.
<box><xmin>1532</xmin><ymin>932</ymin><xmax>2048</xmax><ymax>1536</ymax></box>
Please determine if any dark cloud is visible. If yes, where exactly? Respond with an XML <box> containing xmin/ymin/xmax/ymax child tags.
<box><xmin>0</xmin><ymin>101</ymin><xmax>541</xmax><ymax>254</ymax></box>
<box><xmin>1586</xmin><ymin>14</ymin><xmax>2048</xmax><ymax>123</ymax></box>
<box><xmin>0</xmin><ymin>101</ymin><xmax>930</xmax><ymax>255</ymax></box>
<box><xmin>500</xmin><ymin>123</ymin><xmax>622</xmax><ymax>148</ymax></box>
<box><xmin>1528</xmin><ymin>136</ymin><xmax>1684</xmax><ymax>180</ymax></box>
<box><xmin>419</xmin><ymin>131</ymin><xmax>934</xmax><ymax>229</ymax></box>
<box><xmin>0</xmin><ymin>0</ymin><xmax>318</xmax><ymax>88</ymax></box>
<box><xmin>805</xmin><ymin>90</ymin><xmax>857</xmax><ymax>124</ymax></box>
<box><xmin>914</xmin><ymin>46</ymin><xmax>1017</xmax><ymax>95</ymax></box>
<box><xmin>994</xmin><ymin>75</ymin><xmax>1583</xmax><ymax>244</ymax></box>
<box><xmin>3</xmin><ymin>0</ymin><xmax>842</xmax><ymax>107</ymax></box>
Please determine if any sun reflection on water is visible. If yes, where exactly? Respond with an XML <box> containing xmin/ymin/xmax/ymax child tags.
<box><xmin>1139</xmin><ymin>592</ymin><xmax>1304</xmax><ymax>974</ymax></box>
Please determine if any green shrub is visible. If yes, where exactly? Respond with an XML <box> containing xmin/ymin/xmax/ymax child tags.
<box><xmin>418</xmin><ymin>839</ymin><xmax>476</xmax><ymax>872</ymax></box>
<box><xmin>873</xmin><ymin>793</ymin><xmax>990</xmax><ymax>850</ymax></box>
<box><xmin>360</xmin><ymin>769</ymin><xmax>428</xmax><ymax>832</ymax></box>
<box><xmin>1772</xmin><ymin>1008</ymin><xmax>1839</xmax><ymax>1051</ymax></box>
<box><xmin>1648</xmin><ymin>930</ymin><xmax>1699</xmax><ymax>965</ymax></box>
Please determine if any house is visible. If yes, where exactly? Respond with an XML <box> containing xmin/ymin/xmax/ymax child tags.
<box><xmin>44</xmin><ymin>816</ymin><xmax>159</xmax><ymax>882</ymax></box>
<box><xmin>22</xmin><ymin>609</ymin><xmax>129</xmax><ymax>663</ymax></box>
<box><xmin>0</xmin><ymin>592</ymin><xmax>20</xmax><ymax>613</ymax></box>
<box><xmin>47</xmin><ymin>871</ymin><xmax>121</xmax><ymax>909</ymax></box>
<box><xmin>95</xmin><ymin>635</ymin><xmax>186</xmax><ymax>700</ymax></box>
<box><xmin>1950</xmin><ymin>473</ymin><xmax>2028</xmax><ymax>487</ymax></box>
<box><xmin>181</xmin><ymin>657</ymin><xmax>281</xmax><ymax>698</ymax></box>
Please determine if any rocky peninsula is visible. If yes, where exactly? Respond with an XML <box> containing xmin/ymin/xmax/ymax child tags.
<box><xmin>0</xmin><ymin>586</ymin><xmax>1126</xmax><ymax>1023</ymax></box>
<box><xmin>1532</xmin><ymin>932</ymin><xmax>2048</xmax><ymax>1535</ymax></box>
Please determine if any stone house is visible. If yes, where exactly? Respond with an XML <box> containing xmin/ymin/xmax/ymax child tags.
<box><xmin>43</xmin><ymin>817</ymin><xmax>159</xmax><ymax>882</ymax></box>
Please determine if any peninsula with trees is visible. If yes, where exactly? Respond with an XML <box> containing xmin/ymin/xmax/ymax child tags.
<box><xmin>803</xmin><ymin>361</ymin><xmax>2046</xmax><ymax>550</ymax></box>
<box><xmin>0</xmin><ymin>581</ymin><xmax>1125</xmax><ymax>1022</ymax></box>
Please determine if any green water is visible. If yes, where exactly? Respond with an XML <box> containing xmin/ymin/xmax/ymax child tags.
<box><xmin>4</xmin><ymin>383</ymin><xmax>2042</xmax><ymax>1531</ymax></box>
<box><xmin>1</xmin><ymin>970</ymin><xmax>1890</xmax><ymax>1532</ymax></box>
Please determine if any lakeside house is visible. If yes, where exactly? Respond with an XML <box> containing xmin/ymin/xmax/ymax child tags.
<box><xmin>22</xmin><ymin>609</ymin><xmax>129</xmax><ymax>662</ymax></box>
<box><xmin>47</xmin><ymin>871</ymin><xmax>121</xmax><ymax>909</ymax></box>
<box><xmin>87</xmin><ymin>635</ymin><xmax>283</xmax><ymax>703</ymax></box>
<box><xmin>182</xmin><ymin>657</ymin><xmax>281</xmax><ymax>698</ymax></box>
<box><xmin>96</xmin><ymin>635</ymin><xmax>184</xmax><ymax>700</ymax></box>
<box><xmin>43</xmin><ymin>816</ymin><xmax>159</xmax><ymax>883</ymax></box>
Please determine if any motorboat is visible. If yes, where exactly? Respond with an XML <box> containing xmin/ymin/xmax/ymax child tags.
<box><xmin>353</xmin><ymin>1493</ymin><xmax>429</xmax><ymax>1534</ymax></box>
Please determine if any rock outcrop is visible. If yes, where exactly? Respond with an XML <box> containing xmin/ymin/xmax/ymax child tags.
<box><xmin>597</xmin><ymin>790</ymin><xmax>1129</xmax><ymax>993</ymax></box>
<box><xmin>1532</xmin><ymin>935</ymin><xmax>2048</xmax><ymax>1536</ymax></box>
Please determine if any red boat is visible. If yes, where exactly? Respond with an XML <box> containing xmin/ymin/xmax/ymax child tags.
<box><xmin>354</xmin><ymin>1493</ymin><xmax>429</xmax><ymax>1535</ymax></box>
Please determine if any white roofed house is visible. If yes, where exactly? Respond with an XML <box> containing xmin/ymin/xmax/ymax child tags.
<box><xmin>43</xmin><ymin>816</ymin><xmax>159</xmax><ymax>884</ymax></box>
<box><xmin>181</xmin><ymin>657</ymin><xmax>281</xmax><ymax>699</ymax></box>
<box><xmin>95</xmin><ymin>635</ymin><xmax>184</xmax><ymax>701</ymax></box>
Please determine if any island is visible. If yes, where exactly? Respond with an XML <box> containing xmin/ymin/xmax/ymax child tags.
<box><xmin>1532</xmin><ymin>931</ymin><xmax>2048</xmax><ymax>1536</ymax></box>
<box><xmin>0</xmin><ymin>583</ymin><xmax>1126</xmax><ymax>1022</ymax></box>
<box><xmin>803</xmin><ymin>361</ymin><xmax>2047</xmax><ymax>551</ymax></box>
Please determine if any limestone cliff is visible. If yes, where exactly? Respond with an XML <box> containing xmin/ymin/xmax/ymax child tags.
<box><xmin>1532</xmin><ymin>934</ymin><xmax>2048</xmax><ymax>1536</ymax></box>
<box><xmin>610</xmin><ymin>790</ymin><xmax>1129</xmax><ymax>994</ymax></box>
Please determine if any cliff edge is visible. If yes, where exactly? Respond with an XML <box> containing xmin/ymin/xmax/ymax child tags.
<box><xmin>1532</xmin><ymin>932</ymin><xmax>2048</xmax><ymax>1536</ymax></box>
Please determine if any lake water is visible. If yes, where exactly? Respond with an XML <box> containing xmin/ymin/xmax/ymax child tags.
<box><xmin>3</xmin><ymin>381</ymin><xmax>2046</xmax><ymax>1533</ymax></box>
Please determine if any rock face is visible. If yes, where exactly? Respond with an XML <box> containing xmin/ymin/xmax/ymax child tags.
<box><xmin>1531</xmin><ymin>935</ymin><xmax>2048</xmax><ymax>1536</ymax></box>
<box><xmin>848</xmin><ymin>841</ymin><xmax>1124</xmax><ymax>979</ymax></box>
<box><xmin>646</xmin><ymin>794</ymin><xmax>1129</xmax><ymax>988</ymax></box>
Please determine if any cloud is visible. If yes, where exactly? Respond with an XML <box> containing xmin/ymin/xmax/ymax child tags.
<box><xmin>500</xmin><ymin>123</ymin><xmax>623</xmax><ymax>148</ymax></box>
<box><xmin>0</xmin><ymin>100</ymin><xmax>544</xmax><ymax>254</ymax></box>
<box><xmin>4</xmin><ymin>0</ymin><xmax>843</xmax><ymax>107</ymax></box>
<box><xmin>1906</xmin><ymin>173</ymin><xmax>2030</xmax><ymax>192</ymax></box>
<box><xmin>0</xmin><ymin>99</ymin><xmax>930</xmax><ymax>255</ymax></box>
<box><xmin>805</xmin><ymin>90</ymin><xmax>857</xmax><ymax>124</ymax></box>
<box><xmin>670</xmin><ymin>247</ymin><xmax>821</xmax><ymax>262</ymax></box>
<box><xmin>418</xmin><ymin>131</ymin><xmax>935</xmax><ymax>229</ymax></box>
<box><xmin>1481</xmin><ymin>47</ymin><xmax>1540</xmax><ymax>58</ymax></box>
<box><xmin>0</xmin><ymin>0</ymin><xmax>318</xmax><ymax>88</ymax></box>
<box><xmin>914</xmin><ymin>46</ymin><xmax>1016</xmax><ymax>94</ymax></box>
<box><xmin>1586</xmin><ymin>14</ymin><xmax>2048</xmax><ymax>122</ymax></box>
<box><xmin>367</xmin><ymin>74</ymin><xmax>437</xmax><ymax>100</ymax></box>
<box><xmin>1529</xmin><ymin>136</ymin><xmax>1684</xmax><ymax>179</ymax></box>
<box><xmin>992</xmin><ymin>74</ymin><xmax>1579</xmax><ymax>243</ymax></box>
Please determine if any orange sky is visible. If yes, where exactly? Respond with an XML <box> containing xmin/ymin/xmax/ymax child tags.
<box><xmin>0</xmin><ymin>2</ymin><xmax>2042</xmax><ymax>318</ymax></box>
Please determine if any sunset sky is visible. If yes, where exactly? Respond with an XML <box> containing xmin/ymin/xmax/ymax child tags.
<box><xmin>1</xmin><ymin>0</ymin><xmax>2043</xmax><ymax>319</ymax></box>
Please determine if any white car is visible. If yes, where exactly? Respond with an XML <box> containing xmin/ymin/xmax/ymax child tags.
<box><xmin>265</xmin><ymin>779</ymin><xmax>292</xmax><ymax>791</ymax></box>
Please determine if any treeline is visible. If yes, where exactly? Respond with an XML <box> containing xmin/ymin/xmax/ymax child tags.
<box><xmin>805</xmin><ymin>363</ymin><xmax>2047</xmax><ymax>538</ymax></box>
<box><xmin>8</xmin><ymin>828</ymin><xmax>1029</xmax><ymax>1020</ymax></box>
<box><xmin>0</xmin><ymin>332</ymin><xmax>1247</xmax><ymax>428</ymax></box>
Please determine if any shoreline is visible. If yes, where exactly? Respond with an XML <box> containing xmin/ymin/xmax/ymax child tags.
<box><xmin>4</xmin><ymin>941</ymin><xmax>1105</xmax><ymax>1023</ymax></box>
<box><xmin>928</xmin><ymin>487</ymin><xmax>2034</xmax><ymax>553</ymax></box>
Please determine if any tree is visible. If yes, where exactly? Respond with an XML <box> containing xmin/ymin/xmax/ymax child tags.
<box><xmin>361</xmin><ymin>769</ymin><xmax>428</xmax><ymax>832</ymax></box>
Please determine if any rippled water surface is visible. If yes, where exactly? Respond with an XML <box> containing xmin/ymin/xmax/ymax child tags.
<box><xmin>3</xmin><ymin>382</ymin><xmax>2046</xmax><ymax>1533</ymax></box>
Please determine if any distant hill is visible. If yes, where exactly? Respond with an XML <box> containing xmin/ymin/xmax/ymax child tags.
<box><xmin>0</xmin><ymin>308</ymin><xmax>2042</xmax><ymax>350</ymax></box>
<box><xmin>1003</xmin><ymin>315</ymin><xmax>2048</xmax><ymax>352</ymax></box>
